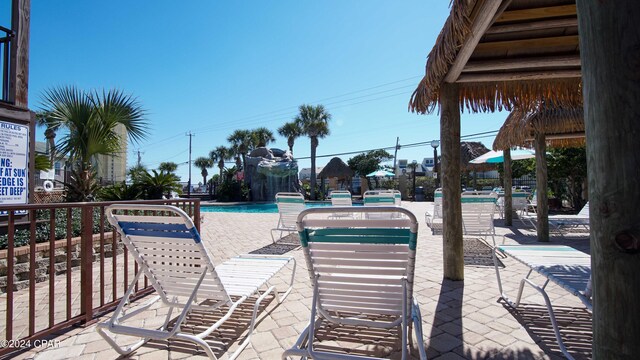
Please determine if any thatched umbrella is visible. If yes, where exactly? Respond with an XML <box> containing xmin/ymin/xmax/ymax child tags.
<box><xmin>460</xmin><ymin>141</ymin><xmax>494</xmax><ymax>189</ymax></box>
<box><xmin>318</xmin><ymin>157</ymin><xmax>354</xmax><ymax>193</ymax></box>
<box><xmin>494</xmin><ymin>105</ymin><xmax>585</xmax><ymax>151</ymax></box>
<box><xmin>493</xmin><ymin>104</ymin><xmax>585</xmax><ymax>225</ymax></box>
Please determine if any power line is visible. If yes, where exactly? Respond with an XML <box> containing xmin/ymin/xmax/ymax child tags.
<box><xmin>136</xmin><ymin>76</ymin><xmax>422</xmax><ymax>149</ymax></box>
<box><xmin>294</xmin><ymin>129</ymin><xmax>499</xmax><ymax>160</ymax></box>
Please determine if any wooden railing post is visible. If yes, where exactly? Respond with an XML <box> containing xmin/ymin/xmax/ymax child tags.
<box><xmin>80</xmin><ymin>204</ymin><xmax>93</xmax><ymax>323</ymax></box>
<box><xmin>194</xmin><ymin>199</ymin><xmax>201</xmax><ymax>232</ymax></box>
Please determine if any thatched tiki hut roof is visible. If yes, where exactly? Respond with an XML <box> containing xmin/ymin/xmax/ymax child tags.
<box><xmin>494</xmin><ymin>104</ymin><xmax>585</xmax><ymax>150</ymax></box>
<box><xmin>409</xmin><ymin>0</ymin><xmax>584</xmax><ymax>277</ymax></box>
<box><xmin>409</xmin><ymin>0</ymin><xmax>582</xmax><ymax>114</ymax></box>
<box><xmin>460</xmin><ymin>141</ymin><xmax>492</xmax><ymax>171</ymax></box>
<box><xmin>318</xmin><ymin>157</ymin><xmax>354</xmax><ymax>179</ymax></box>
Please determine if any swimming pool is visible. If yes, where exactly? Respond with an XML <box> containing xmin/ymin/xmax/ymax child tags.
<box><xmin>201</xmin><ymin>202</ymin><xmax>361</xmax><ymax>213</ymax></box>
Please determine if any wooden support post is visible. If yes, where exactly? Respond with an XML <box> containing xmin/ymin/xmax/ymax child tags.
<box><xmin>440</xmin><ymin>83</ymin><xmax>463</xmax><ymax>280</ymax></box>
<box><xmin>577</xmin><ymin>1</ymin><xmax>640</xmax><ymax>357</ymax></box>
<box><xmin>534</xmin><ymin>132</ymin><xmax>549</xmax><ymax>242</ymax></box>
<box><xmin>504</xmin><ymin>149</ymin><xmax>513</xmax><ymax>226</ymax></box>
<box><xmin>11</xmin><ymin>0</ymin><xmax>30</xmax><ymax>107</ymax></box>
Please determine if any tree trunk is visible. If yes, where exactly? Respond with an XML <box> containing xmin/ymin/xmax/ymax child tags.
<box><xmin>504</xmin><ymin>149</ymin><xmax>513</xmax><ymax>226</ymax></box>
<box><xmin>534</xmin><ymin>132</ymin><xmax>549</xmax><ymax>242</ymax></box>
<box><xmin>577</xmin><ymin>1</ymin><xmax>640</xmax><ymax>358</ymax></box>
<box><xmin>310</xmin><ymin>137</ymin><xmax>317</xmax><ymax>200</ymax></box>
<box><xmin>440</xmin><ymin>83</ymin><xmax>463</xmax><ymax>280</ymax></box>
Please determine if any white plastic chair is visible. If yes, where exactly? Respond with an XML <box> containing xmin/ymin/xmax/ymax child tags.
<box><xmin>97</xmin><ymin>204</ymin><xmax>296</xmax><ymax>360</ymax></box>
<box><xmin>283</xmin><ymin>206</ymin><xmax>426</xmax><ymax>360</ymax></box>
<box><xmin>271</xmin><ymin>192</ymin><xmax>305</xmax><ymax>242</ymax></box>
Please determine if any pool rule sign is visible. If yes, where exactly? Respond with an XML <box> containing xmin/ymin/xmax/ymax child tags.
<box><xmin>0</xmin><ymin>120</ymin><xmax>29</xmax><ymax>205</ymax></box>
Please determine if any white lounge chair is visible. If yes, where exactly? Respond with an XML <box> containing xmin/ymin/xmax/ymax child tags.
<box><xmin>493</xmin><ymin>245</ymin><xmax>591</xmax><ymax>360</ymax></box>
<box><xmin>364</xmin><ymin>190</ymin><xmax>398</xmax><ymax>219</ymax></box>
<box><xmin>461</xmin><ymin>193</ymin><xmax>498</xmax><ymax>245</ymax></box>
<box><xmin>329</xmin><ymin>190</ymin><xmax>354</xmax><ymax>219</ymax></box>
<box><xmin>425</xmin><ymin>189</ymin><xmax>442</xmax><ymax>234</ymax></box>
<box><xmin>283</xmin><ymin>206</ymin><xmax>426</xmax><ymax>360</ymax></box>
<box><xmin>98</xmin><ymin>204</ymin><xmax>296</xmax><ymax>360</ymax></box>
<box><xmin>329</xmin><ymin>190</ymin><xmax>352</xmax><ymax>206</ymax></box>
<box><xmin>380</xmin><ymin>189</ymin><xmax>402</xmax><ymax>206</ymax></box>
<box><xmin>496</xmin><ymin>191</ymin><xmax>530</xmax><ymax>219</ymax></box>
<box><xmin>548</xmin><ymin>202</ymin><xmax>590</xmax><ymax>233</ymax></box>
<box><xmin>271</xmin><ymin>192</ymin><xmax>305</xmax><ymax>242</ymax></box>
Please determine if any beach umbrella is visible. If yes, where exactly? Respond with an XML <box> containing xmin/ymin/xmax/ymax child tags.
<box><xmin>469</xmin><ymin>149</ymin><xmax>535</xmax><ymax>164</ymax></box>
<box><xmin>366</xmin><ymin>169</ymin><xmax>396</xmax><ymax>177</ymax></box>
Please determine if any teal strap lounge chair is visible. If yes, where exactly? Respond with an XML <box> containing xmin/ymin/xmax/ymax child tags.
<box><xmin>329</xmin><ymin>190</ymin><xmax>354</xmax><ymax>219</ymax></box>
<box><xmin>283</xmin><ymin>206</ymin><xmax>426</xmax><ymax>360</ymax></box>
<box><xmin>271</xmin><ymin>192</ymin><xmax>305</xmax><ymax>242</ymax></box>
<box><xmin>363</xmin><ymin>190</ymin><xmax>398</xmax><ymax>219</ymax></box>
<box><xmin>98</xmin><ymin>204</ymin><xmax>296</xmax><ymax>360</ymax></box>
<box><xmin>493</xmin><ymin>245</ymin><xmax>591</xmax><ymax>360</ymax></box>
<box><xmin>461</xmin><ymin>193</ymin><xmax>498</xmax><ymax>245</ymax></box>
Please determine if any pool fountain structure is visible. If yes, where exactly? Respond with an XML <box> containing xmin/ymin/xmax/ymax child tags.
<box><xmin>244</xmin><ymin>147</ymin><xmax>301</xmax><ymax>201</ymax></box>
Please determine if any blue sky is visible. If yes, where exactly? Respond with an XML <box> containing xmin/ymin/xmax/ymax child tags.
<box><xmin>27</xmin><ymin>1</ymin><xmax>508</xmax><ymax>183</ymax></box>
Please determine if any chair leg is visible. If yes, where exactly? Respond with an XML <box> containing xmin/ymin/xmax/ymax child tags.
<box><xmin>411</xmin><ymin>298</ymin><xmax>426</xmax><ymax>360</ymax></box>
<box><xmin>228</xmin><ymin>285</ymin><xmax>278</xmax><ymax>360</ymax></box>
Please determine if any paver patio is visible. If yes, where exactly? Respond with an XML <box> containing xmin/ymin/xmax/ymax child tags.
<box><xmin>11</xmin><ymin>202</ymin><xmax>592</xmax><ymax>359</ymax></box>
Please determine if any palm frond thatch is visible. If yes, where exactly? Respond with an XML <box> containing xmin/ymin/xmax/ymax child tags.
<box><xmin>318</xmin><ymin>157</ymin><xmax>354</xmax><ymax>179</ymax></box>
<box><xmin>408</xmin><ymin>1</ymin><xmax>583</xmax><ymax>114</ymax></box>
<box><xmin>493</xmin><ymin>104</ymin><xmax>585</xmax><ymax>150</ymax></box>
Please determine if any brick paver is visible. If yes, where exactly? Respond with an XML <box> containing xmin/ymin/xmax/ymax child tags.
<box><xmin>13</xmin><ymin>202</ymin><xmax>591</xmax><ymax>359</ymax></box>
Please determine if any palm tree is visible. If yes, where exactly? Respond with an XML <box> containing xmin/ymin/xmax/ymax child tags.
<box><xmin>158</xmin><ymin>161</ymin><xmax>178</xmax><ymax>174</ymax></box>
<box><xmin>295</xmin><ymin>104</ymin><xmax>331</xmax><ymax>200</ymax></box>
<box><xmin>140</xmin><ymin>170</ymin><xmax>181</xmax><ymax>199</ymax></box>
<box><xmin>128</xmin><ymin>164</ymin><xmax>148</xmax><ymax>183</ymax></box>
<box><xmin>210</xmin><ymin>146</ymin><xmax>231</xmax><ymax>180</ymax></box>
<box><xmin>277</xmin><ymin>121</ymin><xmax>302</xmax><ymax>154</ymax></box>
<box><xmin>39</xmin><ymin>86</ymin><xmax>148</xmax><ymax>201</ymax></box>
<box><xmin>35</xmin><ymin>111</ymin><xmax>60</xmax><ymax>165</ymax></box>
<box><xmin>194</xmin><ymin>156</ymin><xmax>213</xmax><ymax>191</ymax></box>
<box><xmin>250</xmin><ymin>127</ymin><xmax>275</xmax><ymax>148</ymax></box>
<box><xmin>227</xmin><ymin>130</ymin><xmax>252</xmax><ymax>169</ymax></box>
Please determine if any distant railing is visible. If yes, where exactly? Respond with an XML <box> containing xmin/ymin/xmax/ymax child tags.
<box><xmin>0</xmin><ymin>199</ymin><xmax>200</xmax><ymax>357</ymax></box>
<box><xmin>0</xmin><ymin>25</ymin><xmax>14</xmax><ymax>103</ymax></box>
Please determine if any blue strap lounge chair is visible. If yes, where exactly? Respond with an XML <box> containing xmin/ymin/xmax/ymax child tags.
<box><xmin>97</xmin><ymin>204</ymin><xmax>296</xmax><ymax>360</ymax></box>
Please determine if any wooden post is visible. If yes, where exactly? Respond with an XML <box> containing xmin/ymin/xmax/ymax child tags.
<box><xmin>504</xmin><ymin>149</ymin><xmax>513</xmax><ymax>226</ymax></box>
<box><xmin>10</xmin><ymin>0</ymin><xmax>30</xmax><ymax>107</ymax></box>
<box><xmin>577</xmin><ymin>1</ymin><xmax>640</xmax><ymax>357</ymax></box>
<box><xmin>440</xmin><ymin>83</ymin><xmax>463</xmax><ymax>280</ymax></box>
<box><xmin>534</xmin><ymin>132</ymin><xmax>549</xmax><ymax>242</ymax></box>
<box><xmin>80</xmin><ymin>205</ymin><xmax>94</xmax><ymax>323</ymax></box>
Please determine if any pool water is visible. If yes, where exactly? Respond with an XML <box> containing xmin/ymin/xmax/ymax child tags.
<box><xmin>201</xmin><ymin>202</ymin><xmax>360</xmax><ymax>213</ymax></box>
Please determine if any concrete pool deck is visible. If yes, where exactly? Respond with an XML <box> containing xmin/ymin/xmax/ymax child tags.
<box><xmin>15</xmin><ymin>201</ymin><xmax>592</xmax><ymax>360</ymax></box>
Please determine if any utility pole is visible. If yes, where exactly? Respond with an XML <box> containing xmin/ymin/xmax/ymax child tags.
<box><xmin>392</xmin><ymin>137</ymin><xmax>400</xmax><ymax>171</ymax></box>
<box><xmin>186</xmin><ymin>132</ymin><xmax>194</xmax><ymax>196</ymax></box>
<box><xmin>136</xmin><ymin>150</ymin><xmax>143</xmax><ymax>167</ymax></box>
